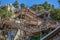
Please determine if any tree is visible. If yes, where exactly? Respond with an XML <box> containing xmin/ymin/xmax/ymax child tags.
<box><xmin>20</xmin><ymin>3</ymin><xmax>26</xmax><ymax>9</ymax></box>
<box><xmin>56</xmin><ymin>9</ymin><xmax>60</xmax><ymax>20</ymax></box>
<box><xmin>50</xmin><ymin>9</ymin><xmax>57</xmax><ymax>20</ymax></box>
<box><xmin>13</xmin><ymin>0</ymin><xmax>19</xmax><ymax>8</ymax></box>
<box><xmin>30</xmin><ymin>1</ymin><xmax>52</xmax><ymax>12</ymax></box>
<box><xmin>0</xmin><ymin>6</ymin><xmax>12</xmax><ymax>20</ymax></box>
<box><xmin>50</xmin><ymin>8</ymin><xmax>60</xmax><ymax>20</ymax></box>
<box><xmin>30</xmin><ymin>4</ymin><xmax>37</xmax><ymax>11</ymax></box>
<box><xmin>0</xmin><ymin>6</ymin><xmax>7</xmax><ymax>11</ymax></box>
<box><xmin>58</xmin><ymin>0</ymin><xmax>60</xmax><ymax>7</ymax></box>
<box><xmin>43</xmin><ymin>1</ymin><xmax>51</xmax><ymax>10</ymax></box>
<box><xmin>30</xmin><ymin>4</ymin><xmax>44</xmax><ymax>12</ymax></box>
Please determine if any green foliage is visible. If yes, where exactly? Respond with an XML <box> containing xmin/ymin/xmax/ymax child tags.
<box><xmin>0</xmin><ymin>6</ymin><xmax>12</xmax><ymax>19</ymax></box>
<box><xmin>50</xmin><ymin>12</ymin><xmax>57</xmax><ymax>20</ymax></box>
<box><xmin>56</xmin><ymin>9</ymin><xmax>60</xmax><ymax>20</ymax></box>
<box><xmin>50</xmin><ymin>8</ymin><xmax>60</xmax><ymax>20</ymax></box>
<box><xmin>43</xmin><ymin>1</ymin><xmax>49</xmax><ymax>9</ymax></box>
<box><xmin>30</xmin><ymin>4</ymin><xmax>44</xmax><ymax>12</ymax></box>
<box><xmin>30</xmin><ymin>4</ymin><xmax>38</xmax><ymax>11</ymax></box>
<box><xmin>13</xmin><ymin>0</ymin><xmax>19</xmax><ymax>8</ymax></box>
<box><xmin>30</xmin><ymin>1</ymin><xmax>60</xmax><ymax>20</ymax></box>
<box><xmin>58</xmin><ymin>0</ymin><xmax>60</xmax><ymax>4</ymax></box>
<box><xmin>20</xmin><ymin>3</ymin><xmax>26</xmax><ymax>9</ymax></box>
<box><xmin>30</xmin><ymin>1</ymin><xmax>52</xmax><ymax>12</ymax></box>
<box><xmin>0</xmin><ymin>6</ymin><xmax>7</xmax><ymax>11</ymax></box>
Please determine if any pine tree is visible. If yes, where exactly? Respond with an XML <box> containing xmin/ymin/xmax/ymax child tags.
<box><xmin>20</xmin><ymin>3</ymin><xmax>26</xmax><ymax>9</ymax></box>
<box><xmin>13</xmin><ymin>0</ymin><xmax>19</xmax><ymax>8</ymax></box>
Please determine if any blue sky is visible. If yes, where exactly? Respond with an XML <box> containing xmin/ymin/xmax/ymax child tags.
<box><xmin>0</xmin><ymin>0</ymin><xmax>59</xmax><ymax>8</ymax></box>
